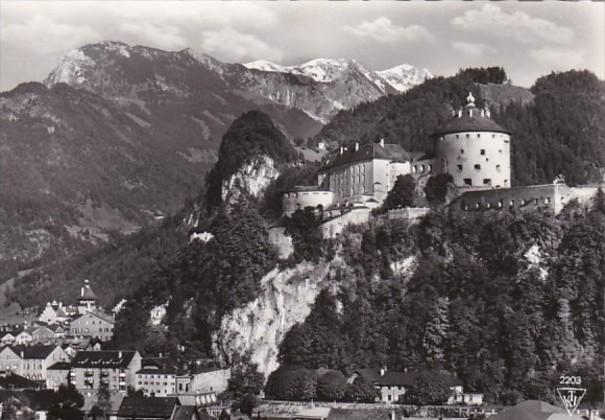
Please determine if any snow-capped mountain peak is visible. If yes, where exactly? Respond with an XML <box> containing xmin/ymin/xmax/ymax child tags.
<box><xmin>244</xmin><ymin>60</ymin><xmax>289</xmax><ymax>73</ymax></box>
<box><xmin>375</xmin><ymin>64</ymin><xmax>433</xmax><ymax>93</ymax></box>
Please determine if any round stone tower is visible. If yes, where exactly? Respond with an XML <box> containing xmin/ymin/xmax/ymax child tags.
<box><xmin>433</xmin><ymin>92</ymin><xmax>511</xmax><ymax>189</ymax></box>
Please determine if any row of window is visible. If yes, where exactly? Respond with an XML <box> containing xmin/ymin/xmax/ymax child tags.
<box><xmin>138</xmin><ymin>381</ymin><xmax>174</xmax><ymax>387</ymax></box>
<box><xmin>71</xmin><ymin>327</ymin><xmax>111</xmax><ymax>333</ymax></box>
<box><xmin>138</xmin><ymin>374</ymin><xmax>174</xmax><ymax>379</ymax></box>
<box><xmin>459</xmin><ymin>148</ymin><xmax>503</xmax><ymax>155</ymax></box>
<box><xmin>462</xmin><ymin>179</ymin><xmax>509</xmax><ymax>187</ymax></box>
<box><xmin>440</xmin><ymin>133</ymin><xmax>507</xmax><ymax>141</ymax></box>
<box><xmin>456</xmin><ymin>164</ymin><xmax>502</xmax><ymax>172</ymax></box>
<box><xmin>463</xmin><ymin>196</ymin><xmax>552</xmax><ymax>210</ymax></box>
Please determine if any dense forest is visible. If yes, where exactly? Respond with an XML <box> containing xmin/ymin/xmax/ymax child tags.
<box><xmin>276</xmin><ymin>191</ymin><xmax>605</xmax><ymax>404</ymax></box>
<box><xmin>316</xmin><ymin>68</ymin><xmax>605</xmax><ymax>186</ymax></box>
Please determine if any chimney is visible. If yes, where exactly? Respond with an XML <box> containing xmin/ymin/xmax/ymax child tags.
<box><xmin>380</xmin><ymin>366</ymin><xmax>386</xmax><ymax>376</ymax></box>
<box><xmin>355</xmin><ymin>142</ymin><xmax>359</xmax><ymax>152</ymax></box>
<box><xmin>118</xmin><ymin>351</ymin><xmax>122</xmax><ymax>358</ymax></box>
<box><xmin>379</xmin><ymin>138</ymin><xmax>384</xmax><ymax>148</ymax></box>
<box><xmin>339</xmin><ymin>147</ymin><xmax>344</xmax><ymax>155</ymax></box>
<box><xmin>457</xmin><ymin>109</ymin><xmax>462</xmax><ymax>118</ymax></box>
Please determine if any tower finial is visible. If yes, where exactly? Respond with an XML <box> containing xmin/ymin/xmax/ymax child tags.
<box><xmin>466</xmin><ymin>92</ymin><xmax>475</xmax><ymax>107</ymax></box>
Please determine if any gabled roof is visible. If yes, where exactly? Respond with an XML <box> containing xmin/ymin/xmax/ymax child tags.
<box><xmin>117</xmin><ymin>396</ymin><xmax>179</xmax><ymax>418</ymax></box>
<box><xmin>0</xmin><ymin>373</ymin><xmax>41</xmax><ymax>389</ymax></box>
<box><xmin>320</xmin><ymin>142</ymin><xmax>411</xmax><ymax>171</ymax></box>
<box><xmin>48</xmin><ymin>361</ymin><xmax>71</xmax><ymax>370</ymax></box>
<box><xmin>72</xmin><ymin>350</ymin><xmax>137</xmax><ymax>369</ymax></box>
<box><xmin>71</xmin><ymin>311</ymin><xmax>115</xmax><ymax>325</ymax></box>
<box><xmin>173</xmin><ymin>406</ymin><xmax>199</xmax><ymax>420</ymax></box>
<box><xmin>11</xmin><ymin>344</ymin><xmax>60</xmax><ymax>360</ymax></box>
<box><xmin>355</xmin><ymin>368</ymin><xmax>462</xmax><ymax>387</ymax></box>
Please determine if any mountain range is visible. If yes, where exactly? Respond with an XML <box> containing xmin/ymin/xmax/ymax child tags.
<box><xmin>0</xmin><ymin>40</ymin><xmax>430</xmax><ymax>284</ymax></box>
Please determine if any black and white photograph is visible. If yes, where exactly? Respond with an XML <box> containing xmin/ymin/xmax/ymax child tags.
<box><xmin>0</xmin><ymin>1</ymin><xmax>604</xmax><ymax>419</ymax></box>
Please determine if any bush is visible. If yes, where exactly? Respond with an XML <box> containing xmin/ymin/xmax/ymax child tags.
<box><xmin>399</xmin><ymin>371</ymin><xmax>453</xmax><ymax>405</ymax></box>
<box><xmin>316</xmin><ymin>370</ymin><xmax>347</xmax><ymax>401</ymax></box>
<box><xmin>386</xmin><ymin>175</ymin><xmax>416</xmax><ymax>209</ymax></box>
<box><xmin>343</xmin><ymin>377</ymin><xmax>379</xmax><ymax>403</ymax></box>
<box><xmin>265</xmin><ymin>366</ymin><xmax>318</xmax><ymax>401</ymax></box>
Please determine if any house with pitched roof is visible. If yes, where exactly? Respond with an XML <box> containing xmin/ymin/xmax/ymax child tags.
<box><xmin>70</xmin><ymin>350</ymin><xmax>142</xmax><ymax>396</ymax></box>
<box><xmin>0</xmin><ymin>346</ymin><xmax>21</xmax><ymax>373</ymax></box>
<box><xmin>13</xmin><ymin>344</ymin><xmax>69</xmax><ymax>381</ymax></box>
<box><xmin>350</xmin><ymin>368</ymin><xmax>465</xmax><ymax>404</ymax></box>
<box><xmin>31</xmin><ymin>325</ymin><xmax>56</xmax><ymax>344</ymax></box>
<box><xmin>69</xmin><ymin>311</ymin><xmax>115</xmax><ymax>341</ymax></box>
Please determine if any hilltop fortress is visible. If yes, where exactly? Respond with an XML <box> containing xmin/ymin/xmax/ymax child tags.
<box><xmin>281</xmin><ymin>93</ymin><xmax>603</xmax><ymax>237</ymax></box>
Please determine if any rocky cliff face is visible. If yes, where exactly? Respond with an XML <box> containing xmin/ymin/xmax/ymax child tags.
<box><xmin>220</xmin><ymin>155</ymin><xmax>280</xmax><ymax>210</ymax></box>
<box><xmin>212</xmin><ymin>260</ymin><xmax>334</xmax><ymax>377</ymax></box>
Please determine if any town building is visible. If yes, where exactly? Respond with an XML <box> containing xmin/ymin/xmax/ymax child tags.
<box><xmin>136</xmin><ymin>364</ymin><xmax>177</xmax><ymax>397</ymax></box>
<box><xmin>31</xmin><ymin>325</ymin><xmax>56</xmax><ymax>344</ymax></box>
<box><xmin>69</xmin><ymin>311</ymin><xmax>115</xmax><ymax>341</ymax></box>
<box><xmin>70</xmin><ymin>350</ymin><xmax>142</xmax><ymax>396</ymax></box>
<box><xmin>0</xmin><ymin>345</ymin><xmax>69</xmax><ymax>381</ymax></box>
<box><xmin>175</xmin><ymin>367</ymin><xmax>230</xmax><ymax>395</ymax></box>
<box><xmin>350</xmin><ymin>368</ymin><xmax>477</xmax><ymax>405</ymax></box>
<box><xmin>38</xmin><ymin>301</ymin><xmax>70</xmax><ymax>325</ymax></box>
<box><xmin>77</xmin><ymin>280</ymin><xmax>98</xmax><ymax>315</ymax></box>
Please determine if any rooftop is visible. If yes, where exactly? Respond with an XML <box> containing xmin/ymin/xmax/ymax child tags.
<box><xmin>433</xmin><ymin>92</ymin><xmax>509</xmax><ymax>136</ymax></box>
<box><xmin>320</xmin><ymin>141</ymin><xmax>412</xmax><ymax>171</ymax></box>
<box><xmin>11</xmin><ymin>344</ymin><xmax>60</xmax><ymax>360</ymax></box>
<box><xmin>48</xmin><ymin>361</ymin><xmax>71</xmax><ymax>370</ymax></box>
<box><xmin>71</xmin><ymin>350</ymin><xmax>137</xmax><ymax>369</ymax></box>
<box><xmin>79</xmin><ymin>279</ymin><xmax>97</xmax><ymax>301</ymax></box>
<box><xmin>117</xmin><ymin>396</ymin><xmax>180</xmax><ymax>418</ymax></box>
<box><xmin>355</xmin><ymin>368</ymin><xmax>462</xmax><ymax>387</ymax></box>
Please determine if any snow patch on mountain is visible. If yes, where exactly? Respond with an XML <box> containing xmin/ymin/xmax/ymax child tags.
<box><xmin>376</xmin><ymin>64</ymin><xmax>433</xmax><ymax>92</ymax></box>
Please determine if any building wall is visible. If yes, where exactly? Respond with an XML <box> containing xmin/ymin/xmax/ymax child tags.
<box><xmin>46</xmin><ymin>368</ymin><xmax>69</xmax><ymax>390</ymax></box>
<box><xmin>189</xmin><ymin>369</ymin><xmax>231</xmax><ymax>394</ymax></box>
<box><xmin>282</xmin><ymin>190</ymin><xmax>335</xmax><ymax>216</ymax></box>
<box><xmin>71</xmin><ymin>353</ymin><xmax>141</xmax><ymax>396</ymax></box>
<box><xmin>435</xmin><ymin>131</ymin><xmax>511</xmax><ymax>189</ymax></box>
<box><xmin>136</xmin><ymin>372</ymin><xmax>177</xmax><ymax>397</ymax></box>
<box><xmin>320</xmin><ymin>160</ymin><xmax>376</xmax><ymax>205</ymax></box>
<box><xmin>378</xmin><ymin>385</ymin><xmax>406</xmax><ymax>403</ymax></box>
<box><xmin>21</xmin><ymin>346</ymin><xmax>69</xmax><ymax>381</ymax></box>
<box><xmin>0</xmin><ymin>348</ymin><xmax>20</xmax><ymax>372</ymax></box>
<box><xmin>320</xmin><ymin>207</ymin><xmax>372</xmax><ymax>238</ymax></box>
<box><xmin>70</xmin><ymin>313</ymin><xmax>114</xmax><ymax>341</ymax></box>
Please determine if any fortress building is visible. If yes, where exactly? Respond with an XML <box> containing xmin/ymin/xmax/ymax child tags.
<box><xmin>433</xmin><ymin>92</ymin><xmax>511</xmax><ymax>189</ymax></box>
<box><xmin>279</xmin><ymin>92</ymin><xmax>602</xmax><ymax>239</ymax></box>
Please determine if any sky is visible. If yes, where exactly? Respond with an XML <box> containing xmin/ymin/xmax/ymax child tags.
<box><xmin>1</xmin><ymin>1</ymin><xmax>604</xmax><ymax>91</ymax></box>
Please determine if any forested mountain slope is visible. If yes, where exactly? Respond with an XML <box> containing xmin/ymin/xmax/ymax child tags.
<box><xmin>316</xmin><ymin>69</ymin><xmax>605</xmax><ymax>186</ymax></box>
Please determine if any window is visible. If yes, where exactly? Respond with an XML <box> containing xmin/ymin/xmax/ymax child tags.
<box><xmin>480</xmin><ymin>149</ymin><xmax>485</xmax><ymax>155</ymax></box>
<box><xmin>456</xmin><ymin>134</ymin><xmax>459</xmax><ymax>139</ymax></box>
<box><xmin>466</xmin><ymin>134</ymin><xmax>470</xmax><ymax>138</ymax></box>
<box><xmin>464</xmin><ymin>178</ymin><xmax>472</xmax><ymax>186</ymax></box>
<box><xmin>474</xmin><ymin>164</ymin><xmax>481</xmax><ymax>170</ymax></box>
<box><xmin>460</xmin><ymin>149</ymin><xmax>464</xmax><ymax>154</ymax></box>
<box><xmin>457</xmin><ymin>164</ymin><xmax>463</xmax><ymax>171</ymax></box>
<box><xmin>496</xmin><ymin>165</ymin><xmax>501</xmax><ymax>171</ymax></box>
<box><xmin>483</xmin><ymin>179</ymin><xmax>492</xmax><ymax>186</ymax></box>
<box><xmin>477</xmin><ymin>134</ymin><xmax>481</xmax><ymax>138</ymax></box>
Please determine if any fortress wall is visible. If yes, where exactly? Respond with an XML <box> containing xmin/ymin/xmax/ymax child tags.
<box><xmin>456</xmin><ymin>184</ymin><xmax>603</xmax><ymax>214</ymax></box>
<box><xmin>282</xmin><ymin>190</ymin><xmax>335</xmax><ymax>216</ymax></box>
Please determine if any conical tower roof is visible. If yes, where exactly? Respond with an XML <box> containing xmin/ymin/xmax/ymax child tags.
<box><xmin>432</xmin><ymin>92</ymin><xmax>509</xmax><ymax>136</ymax></box>
<box><xmin>79</xmin><ymin>280</ymin><xmax>97</xmax><ymax>300</ymax></box>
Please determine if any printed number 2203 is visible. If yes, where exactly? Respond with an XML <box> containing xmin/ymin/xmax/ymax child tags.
<box><xmin>559</xmin><ymin>375</ymin><xmax>582</xmax><ymax>385</ymax></box>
